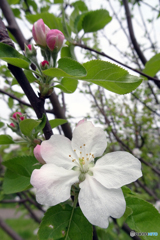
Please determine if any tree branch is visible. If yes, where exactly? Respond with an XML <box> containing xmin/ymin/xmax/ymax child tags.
<box><xmin>0</xmin><ymin>217</ymin><xmax>24</xmax><ymax>240</ymax></box>
<box><xmin>0</xmin><ymin>0</ymin><xmax>27</xmax><ymax>50</ymax></box>
<box><xmin>122</xmin><ymin>0</ymin><xmax>160</xmax><ymax>88</ymax></box>
<box><xmin>74</xmin><ymin>42</ymin><xmax>160</xmax><ymax>83</ymax></box>
<box><xmin>50</xmin><ymin>91</ymin><xmax>72</xmax><ymax>139</ymax></box>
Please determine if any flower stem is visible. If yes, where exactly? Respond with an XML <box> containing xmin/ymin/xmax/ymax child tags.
<box><xmin>64</xmin><ymin>193</ymin><xmax>78</xmax><ymax>240</ymax></box>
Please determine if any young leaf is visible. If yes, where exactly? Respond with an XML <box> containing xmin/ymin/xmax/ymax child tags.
<box><xmin>43</xmin><ymin>58</ymin><xmax>87</xmax><ymax>78</ymax></box>
<box><xmin>126</xmin><ymin>196</ymin><xmax>160</xmax><ymax>239</ymax></box>
<box><xmin>58</xmin><ymin>57</ymin><xmax>87</xmax><ymax>77</ymax></box>
<box><xmin>49</xmin><ymin>119</ymin><xmax>67</xmax><ymax>129</ymax></box>
<box><xmin>0</xmin><ymin>43</ymin><xmax>30</xmax><ymax>69</ymax></box>
<box><xmin>3</xmin><ymin>169</ymin><xmax>31</xmax><ymax>194</ymax></box>
<box><xmin>3</xmin><ymin>156</ymin><xmax>41</xmax><ymax>194</ymax></box>
<box><xmin>26</xmin><ymin>12</ymin><xmax>63</xmax><ymax>32</ymax></box>
<box><xmin>82</xmin><ymin>9</ymin><xmax>112</xmax><ymax>33</ymax></box>
<box><xmin>55</xmin><ymin>78</ymin><xmax>78</xmax><ymax>93</ymax></box>
<box><xmin>38</xmin><ymin>204</ymin><xmax>92</xmax><ymax>240</ymax></box>
<box><xmin>80</xmin><ymin>60</ymin><xmax>142</xmax><ymax>94</ymax></box>
<box><xmin>19</xmin><ymin>119</ymin><xmax>41</xmax><ymax>137</ymax></box>
<box><xmin>143</xmin><ymin>53</ymin><xmax>160</xmax><ymax>77</ymax></box>
<box><xmin>72</xmin><ymin>1</ymin><xmax>88</xmax><ymax>12</ymax></box>
<box><xmin>34</xmin><ymin>114</ymin><xmax>46</xmax><ymax>135</ymax></box>
<box><xmin>0</xmin><ymin>122</ymin><xmax>4</xmax><ymax>128</ymax></box>
<box><xmin>0</xmin><ymin>135</ymin><xmax>15</xmax><ymax>144</ymax></box>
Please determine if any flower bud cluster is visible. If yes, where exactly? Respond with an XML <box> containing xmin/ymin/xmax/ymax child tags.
<box><xmin>24</xmin><ymin>19</ymin><xmax>65</xmax><ymax>98</ymax></box>
<box><xmin>9</xmin><ymin>112</ymin><xmax>25</xmax><ymax>132</ymax></box>
<box><xmin>32</xmin><ymin>19</ymin><xmax>64</xmax><ymax>53</ymax></box>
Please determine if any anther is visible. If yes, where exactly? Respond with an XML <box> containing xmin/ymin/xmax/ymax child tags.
<box><xmin>80</xmin><ymin>152</ymin><xmax>82</xmax><ymax>154</ymax></box>
<box><xmin>87</xmin><ymin>158</ymin><xmax>89</xmax><ymax>161</ymax></box>
<box><xmin>69</xmin><ymin>155</ymin><xmax>71</xmax><ymax>157</ymax></box>
<box><xmin>80</xmin><ymin>146</ymin><xmax>82</xmax><ymax>148</ymax></box>
<box><xmin>83</xmin><ymin>144</ymin><xmax>86</xmax><ymax>146</ymax></box>
<box><xmin>74</xmin><ymin>149</ymin><xmax>76</xmax><ymax>152</ymax></box>
<box><xmin>86</xmin><ymin>154</ymin><xmax>88</xmax><ymax>156</ymax></box>
<box><xmin>72</xmin><ymin>159</ymin><xmax>76</xmax><ymax>162</ymax></box>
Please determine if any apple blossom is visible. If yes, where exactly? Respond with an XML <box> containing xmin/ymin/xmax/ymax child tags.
<box><xmin>31</xmin><ymin>120</ymin><xmax>142</xmax><ymax>228</ymax></box>
<box><xmin>46</xmin><ymin>29</ymin><xmax>64</xmax><ymax>52</ymax></box>
<box><xmin>32</xmin><ymin>19</ymin><xmax>50</xmax><ymax>46</ymax></box>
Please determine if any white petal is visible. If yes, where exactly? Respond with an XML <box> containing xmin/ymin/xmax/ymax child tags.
<box><xmin>41</xmin><ymin>135</ymin><xmax>77</xmax><ymax>169</ymax></box>
<box><xmin>30</xmin><ymin>164</ymin><xmax>79</xmax><ymax>206</ymax></box>
<box><xmin>71</xmin><ymin>121</ymin><xmax>107</xmax><ymax>158</ymax></box>
<box><xmin>79</xmin><ymin>175</ymin><xmax>126</xmax><ymax>228</ymax></box>
<box><xmin>93</xmin><ymin>151</ymin><xmax>142</xmax><ymax>189</ymax></box>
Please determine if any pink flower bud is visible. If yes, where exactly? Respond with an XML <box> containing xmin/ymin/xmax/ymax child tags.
<box><xmin>41</xmin><ymin>60</ymin><xmax>49</xmax><ymax>70</ymax></box>
<box><xmin>32</xmin><ymin>19</ymin><xmax>50</xmax><ymax>46</ymax></box>
<box><xmin>20</xmin><ymin>116</ymin><xmax>25</xmax><ymax>121</ymax></box>
<box><xmin>34</xmin><ymin>145</ymin><xmax>45</xmax><ymax>164</ymax></box>
<box><xmin>12</xmin><ymin>112</ymin><xmax>23</xmax><ymax>119</ymax></box>
<box><xmin>27</xmin><ymin>44</ymin><xmax>32</xmax><ymax>50</ymax></box>
<box><xmin>46</xmin><ymin>29</ymin><xmax>64</xmax><ymax>52</ymax></box>
<box><xmin>10</xmin><ymin>123</ymin><xmax>15</xmax><ymax>127</ymax></box>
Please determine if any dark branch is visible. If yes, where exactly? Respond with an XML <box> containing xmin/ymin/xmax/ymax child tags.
<box><xmin>74</xmin><ymin>42</ymin><xmax>160</xmax><ymax>83</ymax></box>
<box><xmin>0</xmin><ymin>0</ymin><xmax>27</xmax><ymax>50</ymax></box>
<box><xmin>0</xmin><ymin>217</ymin><xmax>24</xmax><ymax>240</ymax></box>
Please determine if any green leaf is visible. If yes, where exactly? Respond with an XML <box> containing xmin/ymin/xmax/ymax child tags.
<box><xmin>3</xmin><ymin>156</ymin><xmax>41</xmax><ymax>194</ymax></box>
<box><xmin>70</xmin><ymin>7</ymin><xmax>79</xmax><ymax>33</ymax></box>
<box><xmin>54</xmin><ymin>0</ymin><xmax>63</xmax><ymax>3</ymax></box>
<box><xmin>7</xmin><ymin>0</ymin><xmax>19</xmax><ymax>4</ymax></box>
<box><xmin>26</xmin><ymin>12</ymin><xmax>63</xmax><ymax>32</ymax></box>
<box><xmin>126</xmin><ymin>197</ymin><xmax>160</xmax><ymax>240</ymax></box>
<box><xmin>0</xmin><ymin>135</ymin><xmax>15</xmax><ymax>144</ymax></box>
<box><xmin>72</xmin><ymin>1</ymin><xmax>88</xmax><ymax>12</ymax></box>
<box><xmin>0</xmin><ymin>43</ymin><xmax>31</xmax><ymax>69</ymax></box>
<box><xmin>58</xmin><ymin>57</ymin><xmax>87</xmax><ymax>77</ymax></box>
<box><xmin>8</xmin><ymin>97</ymin><xmax>14</xmax><ymax>109</ymax></box>
<box><xmin>38</xmin><ymin>204</ymin><xmax>92</xmax><ymax>240</ymax></box>
<box><xmin>43</xmin><ymin>58</ymin><xmax>87</xmax><ymax>78</ymax></box>
<box><xmin>55</xmin><ymin>78</ymin><xmax>78</xmax><ymax>93</ymax></box>
<box><xmin>49</xmin><ymin>119</ymin><xmax>67</xmax><ymax>129</ymax></box>
<box><xmin>117</xmin><ymin>206</ymin><xmax>133</xmax><ymax>227</ymax></box>
<box><xmin>61</xmin><ymin>46</ymin><xmax>72</xmax><ymax>58</ymax></box>
<box><xmin>19</xmin><ymin>119</ymin><xmax>41</xmax><ymax>137</ymax></box>
<box><xmin>0</xmin><ymin>122</ymin><xmax>5</xmax><ymax>128</ymax></box>
<box><xmin>24</xmin><ymin>70</ymin><xmax>38</xmax><ymax>83</ymax></box>
<box><xmin>82</xmin><ymin>9</ymin><xmax>112</xmax><ymax>33</ymax></box>
<box><xmin>74</xmin><ymin>12</ymin><xmax>86</xmax><ymax>32</ymax></box>
<box><xmin>12</xmin><ymin>8</ymin><xmax>21</xmax><ymax>19</ymax></box>
<box><xmin>0</xmin><ymin>43</ymin><xmax>30</xmax><ymax>69</ymax></box>
<box><xmin>143</xmin><ymin>53</ymin><xmax>160</xmax><ymax>77</ymax></box>
<box><xmin>34</xmin><ymin>114</ymin><xmax>46</xmax><ymax>135</ymax></box>
<box><xmin>80</xmin><ymin>60</ymin><xmax>142</xmax><ymax>94</ymax></box>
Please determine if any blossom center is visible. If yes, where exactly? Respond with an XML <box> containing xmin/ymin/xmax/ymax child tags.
<box><xmin>69</xmin><ymin>144</ymin><xmax>94</xmax><ymax>181</ymax></box>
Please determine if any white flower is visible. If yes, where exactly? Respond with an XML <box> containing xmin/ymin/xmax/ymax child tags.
<box><xmin>30</xmin><ymin>121</ymin><xmax>142</xmax><ymax>228</ymax></box>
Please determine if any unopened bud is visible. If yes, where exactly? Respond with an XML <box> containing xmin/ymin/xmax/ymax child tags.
<box><xmin>10</xmin><ymin>123</ymin><xmax>15</xmax><ymax>127</ymax></box>
<box><xmin>40</xmin><ymin>60</ymin><xmax>49</xmax><ymax>70</ymax></box>
<box><xmin>34</xmin><ymin>145</ymin><xmax>46</xmax><ymax>164</ymax></box>
<box><xmin>25</xmin><ymin>44</ymin><xmax>37</xmax><ymax>57</ymax></box>
<box><xmin>32</xmin><ymin>19</ymin><xmax>50</xmax><ymax>46</ymax></box>
<box><xmin>46</xmin><ymin>29</ymin><xmax>64</xmax><ymax>52</ymax></box>
<box><xmin>12</xmin><ymin>112</ymin><xmax>24</xmax><ymax>120</ymax></box>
